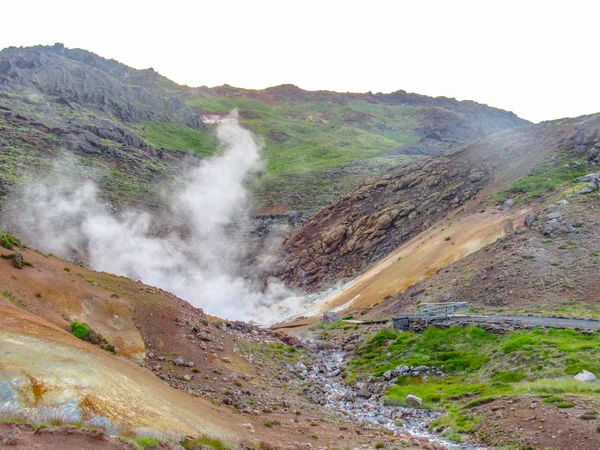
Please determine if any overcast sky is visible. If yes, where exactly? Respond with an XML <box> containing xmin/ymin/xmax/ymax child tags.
<box><xmin>2</xmin><ymin>0</ymin><xmax>598</xmax><ymax>123</ymax></box>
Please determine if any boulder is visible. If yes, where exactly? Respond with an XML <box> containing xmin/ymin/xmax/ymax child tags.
<box><xmin>577</xmin><ymin>172</ymin><xmax>600</xmax><ymax>182</ymax></box>
<box><xmin>294</xmin><ymin>362</ymin><xmax>308</xmax><ymax>373</ymax></box>
<box><xmin>322</xmin><ymin>225</ymin><xmax>347</xmax><ymax>251</ymax></box>
<box><xmin>376</xmin><ymin>214</ymin><xmax>393</xmax><ymax>230</ymax></box>
<box><xmin>579</xmin><ymin>187</ymin><xmax>593</xmax><ymax>195</ymax></box>
<box><xmin>406</xmin><ymin>394</ymin><xmax>423</xmax><ymax>406</ymax></box>
<box><xmin>469</xmin><ymin>171</ymin><xmax>483</xmax><ymax>182</ymax></box>
<box><xmin>502</xmin><ymin>198</ymin><xmax>514</xmax><ymax>210</ymax></box>
<box><xmin>12</xmin><ymin>252</ymin><xmax>24</xmax><ymax>269</ymax></box>
<box><xmin>524</xmin><ymin>215</ymin><xmax>538</xmax><ymax>227</ymax></box>
<box><xmin>574</xmin><ymin>370</ymin><xmax>596</xmax><ymax>382</ymax></box>
<box><xmin>173</xmin><ymin>357</ymin><xmax>185</xmax><ymax>366</ymax></box>
<box><xmin>545</xmin><ymin>211</ymin><xmax>563</xmax><ymax>220</ymax></box>
<box><xmin>322</xmin><ymin>311</ymin><xmax>341</xmax><ymax>323</ymax></box>
<box><xmin>393</xmin><ymin>365</ymin><xmax>410</xmax><ymax>376</ymax></box>
<box><xmin>0</xmin><ymin>424</ymin><xmax>20</xmax><ymax>445</ymax></box>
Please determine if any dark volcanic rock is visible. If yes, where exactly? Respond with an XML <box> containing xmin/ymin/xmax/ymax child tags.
<box><xmin>0</xmin><ymin>44</ymin><xmax>203</xmax><ymax>128</ymax></box>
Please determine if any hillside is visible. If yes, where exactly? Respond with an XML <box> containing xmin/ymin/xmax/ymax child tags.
<box><xmin>0</xmin><ymin>43</ymin><xmax>528</xmax><ymax>216</ymax></box>
<box><xmin>274</xmin><ymin>113</ymin><xmax>600</xmax><ymax>291</ymax></box>
<box><xmin>0</xmin><ymin>243</ymin><xmax>441</xmax><ymax>449</ymax></box>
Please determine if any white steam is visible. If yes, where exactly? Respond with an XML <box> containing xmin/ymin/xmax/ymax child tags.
<box><xmin>4</xmin><ymin>113</ymin><xmax>306</xmax><ymax>324</ymax></box>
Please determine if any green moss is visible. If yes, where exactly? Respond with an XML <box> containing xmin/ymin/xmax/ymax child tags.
<box><xmin>348</xmin><ymin>326</ymin><xmax>497</xmax><ymax>380</ymax></box>
<box><xmin>3</xmin><ymin>291</ymin><xmax>24</xmax><ymax>308</ymax></box>
<box><xmin>386</xmin><ymin>377</ymin><xmax>501</xmax><ymax>406</ymax></box>
<box><xmin>348</xmin><ymin>325</ymin><xmax>600</xmax><ymax>442</ymax></box>
<box><xmin>557</xmin><ymin>402</ymin><xmax>576</xmax><ymax>408</ymax></box>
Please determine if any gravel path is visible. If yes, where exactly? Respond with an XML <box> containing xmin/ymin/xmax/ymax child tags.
<box><xmin>443</xmin><ymin>314</ymin><xmax>600</xmax><ymax>330</ymax></box>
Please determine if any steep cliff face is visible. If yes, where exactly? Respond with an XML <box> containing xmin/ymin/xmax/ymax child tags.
<box><xmin>275</xmin><ymin>114</ymin><xmax>600</xmax><ymax>290</ymax></box>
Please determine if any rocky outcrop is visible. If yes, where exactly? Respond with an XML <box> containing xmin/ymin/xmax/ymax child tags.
<box><xmin>276</xmin><ymin>155</ymin><xmax>489</xmax><ymax>289</ymax></box>
<box><xmin>0</xmin><ymin>44</ymin><xmax>203</xmax><ymax>127</ymax></box>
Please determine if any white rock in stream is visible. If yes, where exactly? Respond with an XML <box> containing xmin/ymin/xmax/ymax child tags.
<box><xmin>574</xmin><ymin>370</ymin><xmax>597</xmax><ymax>382</ymax></box>
<box><xmin>406</xmin><ymin>394</ymin><xmax>423</xmax><ymax>406</ymax></box>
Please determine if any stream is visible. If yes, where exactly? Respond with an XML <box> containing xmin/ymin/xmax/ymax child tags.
<box><xmin>305</xmin><ymin>345</ymin><xmax>482</xmax><ymax>449</ymax></box>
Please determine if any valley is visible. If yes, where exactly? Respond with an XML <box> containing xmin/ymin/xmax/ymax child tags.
<box><xmin>2</xmin><ymin>42</ymin><xmax>600</xmax><ymax>450</ymax></box>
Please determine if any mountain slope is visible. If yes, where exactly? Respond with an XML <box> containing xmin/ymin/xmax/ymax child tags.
<box><xmin>275</xmin><ymin>114</ymin><xmax>600</xmax><ymax>291</ymax></box>
<box><xmin>0</xmin><ymin>43</ymin><xmax>528</xmax><ymax>215</ymax></box>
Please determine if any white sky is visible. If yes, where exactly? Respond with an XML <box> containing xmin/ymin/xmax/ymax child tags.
<box><xmin>2</xmin><ymin>0</ymin><xmax>599</xmax><ymax>123</ymax></box>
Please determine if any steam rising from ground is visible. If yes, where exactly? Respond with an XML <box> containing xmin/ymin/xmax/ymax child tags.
<box><xmin>4</xmin><ymin>113</ymin><xmax>306</xmax><ymax>324</ymax></box>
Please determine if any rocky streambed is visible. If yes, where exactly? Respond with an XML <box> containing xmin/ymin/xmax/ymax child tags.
<box><xmin>300</xmin><ymin>342</ymin><xmax>480</xmax><ymax>449</ymax></box>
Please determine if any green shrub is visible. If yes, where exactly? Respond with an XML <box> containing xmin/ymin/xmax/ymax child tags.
<box><xmin>71</xmin><ymin>321</ymin><xmax>91</xmax><ymax>340</ymax></box>
<box><xmin>543</xmin><ymin>396</ymin><xmax>564</xmax><ymax>403</ymax></box>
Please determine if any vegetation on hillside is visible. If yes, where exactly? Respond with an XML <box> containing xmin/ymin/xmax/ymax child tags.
<box><xmin>0</xmin><ymin>230</ymin><xmax>21</xmax><ymax>250</ymax></box>
<box><xmin>491</xmin><ymin>155</ymin><xmax>590</xmax><ymax>205</ymax></box>
<box><xmin>348</xmin><ymin>326</ymin><xmax>600</xmax><ymax>441</ymax></box>
<box><xmin>136</xmin><ymin>122</ymin><xmax>217</xmax><ymax>156</ymax></box>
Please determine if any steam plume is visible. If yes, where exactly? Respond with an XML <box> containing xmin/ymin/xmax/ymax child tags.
<box><xmin>4</xmin><ymin>113</ymin><xmax>304</xmax><ymax>323</ymax></box>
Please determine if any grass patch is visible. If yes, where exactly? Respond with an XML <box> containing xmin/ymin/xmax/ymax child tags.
<box><xmin>557</xmin><ymin>402</ymin><xmax>576</xmax><ymax>408</ymax></box>
<box><xmin>3</xmin><ymin>291</ymin><xmax>24</xmax><ymax>308</ymax></box>
<box><xmin>182</xmin><ymin>436</ymin><xmax>225</xmax><ymax>450</ymax></box>
<box><xmin>490</xmin><ymin>157</ymin><xmax>589</xmax><ymax>205</ymax></box>
<box><xmin>385</xmin><ymin>377</ymin><xmax>504</xmax><ymax>406</ymax></box>
<box><xmin>0</xmin><ymin>231</ymin><xmax>21</xmax><ymax>250</ymax></box>
<box><xmin>135</xmin><ymin>436</ymin><xmax>163</xmax><ymax>449</ymax></box>
<box><xmin>137</xmin><ymin>122</ymin><xmax>217</xmax><ymax>156</ymax></box>
<box><xmin>348</xmin><ymin>326</ymin><xmax>498</xmax><ymax>380</ymax></box>
<box><xmin>492</xmin><ymin>370</ymin><xmax>527</xmax><ymax>383</ymax></box>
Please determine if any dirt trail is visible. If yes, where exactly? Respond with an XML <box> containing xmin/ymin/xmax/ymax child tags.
<box><xmin>316</xmin><ymin>208</ymin><xmax>530</xmax><ymax>314</ymax></box>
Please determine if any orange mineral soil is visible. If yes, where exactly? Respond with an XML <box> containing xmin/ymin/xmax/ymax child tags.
<box><xmin>317</xmin><ymin>208</ymin><xmax>530</xmax><ymax>314</ymax></box>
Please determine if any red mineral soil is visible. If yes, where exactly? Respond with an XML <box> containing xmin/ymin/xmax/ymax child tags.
<box><xmin>0</xmin><ymin>248</ymin><xmax>428</xmax><ymax>449</ymax></box>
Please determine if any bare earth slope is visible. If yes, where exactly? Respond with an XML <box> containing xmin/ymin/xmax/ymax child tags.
<box><xmin>0</xmin><ymin>247</ymin><xmax>427</xmax><ymax>449</ymax></box>
<box><xmin>367</xmin><ymin>191</ymin><xmax>600</xmax><ymax>321</ymax></box>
